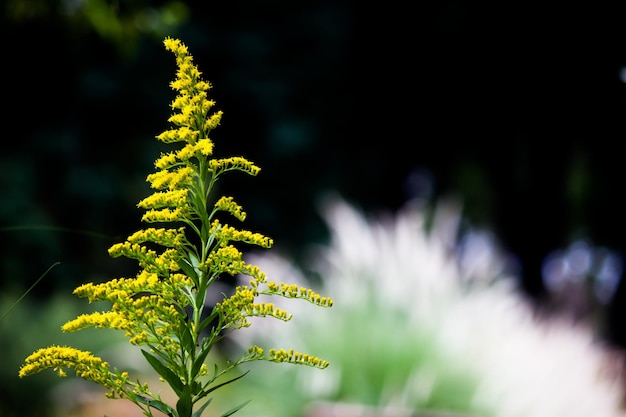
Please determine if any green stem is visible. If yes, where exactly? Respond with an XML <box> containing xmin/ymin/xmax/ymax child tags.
<box><xmin>0</xmin><ymin>262</ymin><xmax>60</xmax><ymax>322</ymax></box>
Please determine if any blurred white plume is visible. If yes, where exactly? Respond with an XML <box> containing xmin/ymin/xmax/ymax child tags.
<box><xmin>231</xmin><ymin>195</ymin><xmax>626</xmax><ymax>417</ymax></box>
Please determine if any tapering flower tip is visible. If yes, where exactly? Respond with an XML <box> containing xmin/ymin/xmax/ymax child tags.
<box><xmin>210</xmin><ymin>221</ymin><xmax>273</xmax><ymax>249</ymax></box>
<box><xmin>141</xmin><ymin>207</ymin><xmax>186</xmax><ymax>224</ymax></box>
<box><xmin>155</xmin><ymin>126</ymin><xmax>201</xmax><ymax>144</ymax></box>
<box><xmin>208</xmin><ymin>157</ymin><xmax>261</xmax><ymax>177</ymax></box>
<box><xmin>246</xmin><ymin>345</ymin><xmax>265</xmax><ymax>360</ymax></box>
<box><xmin>145</xmin><ymin>167</ymin><xmax>194</xmax><ymax>191</ymax></box>
<box><xmin>204</xmin><ymin>111</ymin><xmax>223</xmax><ymax>131</ymax></box>
<box><xmin>268</xmin><ymin>348</ymin><xmax>330</xmax><ymax>369</ymax></box>
<box><xmin>125</xmin><ymin>227</ymin><xmax>187</xmax><ymax>248</ymax></box>
<box><xmin>164</xmin><ymin>37</ymin><xmax>189</xmax><ymax>57</ymax></box>
<box><xmin>174</xmin><ymin>139</ymin><xmax>215</xmax><ymax>161</ymax></box>
<box><xmin>162</xmin><ymin>36</ymin><xmax>223</xmax><ymax>147</ymax></box>
<box><xmin>244</xmin><ymin>302</ymin><xmax>293</xmax><ymax>321</ymax></box>
<box><xmin>215</xmin><ymin>286</ymin><xmax>257</xmax><ymax>329</ymax></box>
<box><xmin>62</xmin><ymin>311</ymin><xmax>131</xmax><ymax>333</ymax></box>
<box><xmin>266</xmin><ymin>281</ymin><xmax>334</xmax><ymax>307</ymax></box>
<box><xmin>137</xmin><ymin>190</ymin><xmax>189</xmax><ymax>213</ymax></box>
<box><xmin>214</xmin><ymin>196</ymin><xmax>247</xmax><ymax>222</ymax></box>
<box><xmin>19</xmin><ymin>346</ymin><xmax>111</xmax><ymax>383</ymax></box>
<box><xmin>107</xmin><ymin>241</ymin><xmax>180</xmax><ymax>274</ymax></box>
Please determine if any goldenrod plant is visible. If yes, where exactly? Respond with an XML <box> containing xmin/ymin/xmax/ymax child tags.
<box><xmin>19</xmin><ymin>37</ymin><xmax>332</xmax><ymax>417</ymax></box>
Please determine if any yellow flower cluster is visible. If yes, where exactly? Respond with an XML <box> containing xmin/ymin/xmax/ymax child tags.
<box><xmin>208</xmin><ymin>157</ymin><xmax>261</xmax><ymax>177</ymax></box>
<box><xmin>147</xmin><ymin>166</ymin><xmax>195</xmax><ymax>191</ymax></box>
<box><xmin>64</xmin><ymin>269</ymin><xmax>190</xmax><ymax>358</ymax></box>
<box><xmin>61</xmin><ymin>311</ymin><xmax>131</xmax><ymax>332</ymax></box>
<box><xmin>19</xmin><ymin>346</ymin><xmax>117</xmax><ymax>386</ymax></box>
<box><xmin>209</xmin><ymin>220</ymin><xmax>273</xmax><ymax>248</ymax></box>
<box><xmin>244</xmin><ymin>303</ymin><xmax>292</xmax><ymax>321</ymax></box>
<box><xmin>268</xmin><ymin>348</ymin><xmax>330</xmax><ymax>369</ymax></box>
<box><xmin>124</xmin><ymin>227</ymin><xmax>188</xmax><ymax>250</ymax></box>
<box><xmin>215</xmin><ymin>286</ymin><xmax>257</xmax><ymax>329</ymax></box>
<box><xmin>141</xmin><ymin>207</ymin><xmax>187</xmax><ymax>224</ymax></box>
<box><xmin>204</xmin><ymin>245</ymin><xmax>269</xmax><ymax>282</ymax></box>
<box><xmin>215</xmin><ymin>286</ymin><xmax>295</xmax><ymax>331</ymax></box>
<box><xmin>214</xmin><ymin>196</ymin><xmax>247</xmax><ymax>222</ymax></box>
<box><xmin>266</xmin><ymin>281</ymin><xmax>334</xmax><ymax>307</ymax></box>
<box><xmin>161</xmin><ymin>37</ymin><xmax>222</xmax><ymax>142</ymax></box>
<box><xmin>245</xmin><ymin>345</ymin><xmax>265</xmax><ymax>359</ymax></box>
<box><xmin>108</xmin><ymin>242</ymin><xmax>180</xmax><ymax>274</ymax></box>
<box><xmin>138</xmin><ymin>189</ymin><xmax>189</xmax><ymax>210</ymax></box>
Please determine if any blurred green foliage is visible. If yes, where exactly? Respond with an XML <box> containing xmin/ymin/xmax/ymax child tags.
<box><xmin>222</xmin><ymin>305</ymin><xmax>480</xmax><ymax>417</ymax></box>
<box><xmin>4</xmin><ymin>0</ymin><xmax>189</xmax><ymax>55</ymax></box>
<box><xmin>0</xmin><ymin>291</ymin><xmax>130</xmax><ymax>417</ymax></box>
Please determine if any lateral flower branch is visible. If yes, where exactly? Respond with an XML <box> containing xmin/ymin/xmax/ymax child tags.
<box><xmin>19</xmin><ymin>37</ymin><xmax>333</xmax><ymax>417</ymax></box>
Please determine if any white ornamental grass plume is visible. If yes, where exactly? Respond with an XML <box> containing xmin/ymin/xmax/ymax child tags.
<box><xmin>229</xmin><ymin>195</ymin><xmax>626</xmax><ymax>417</ymax></box>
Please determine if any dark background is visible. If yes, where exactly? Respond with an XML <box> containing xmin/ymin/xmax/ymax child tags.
<box><xmin>3</xmin><ymin>1</ymin><xmax>626</xmax><ymax>344</ymax></box>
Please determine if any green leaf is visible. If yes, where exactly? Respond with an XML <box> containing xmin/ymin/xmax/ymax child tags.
<box><xmin>141</xmin><ymin>349</ymin><xmax>185</xmax><ymax>397</ymax></box>
<box><xmin>191</xmin><ymin>344</ymin><xmax>212</xmax><ymax>379</ymax></box>
<box><xmin>178</xmin><ymin>258</ymin><xmax>199</xmax><ymax>287</ymax></box>
<box><xmin>135</xmin><ymin>395</ymin><xmax>175</xmax><ymax>416</ymax></box>
<box><xmin>219</xmin><ymin>400</ymin><xmax>251</xmax><ymax>417</ymax></box>
<box><xmin>197</xmin><ymin>309</ymin><xmax>218</xmax><ymax>333</ymax></box>
<box><xmin>176</xmin><ymin>388</ymin><xmax>193</xmax><ymax>417</ymax></box>
<box><xmin>192</xmin><ymin>397</ymin><xmax>213</xmax><ymax>417</ymax></box>
<box><xmin>180</xmin><ymin>325</ymin><xmax>195</xmax><ymax>354</ymax></box>
<box><xmin>189</xmin><ymin>251</ymin><xmax>200</xmax><ymax>269</ymax></box>
<box><xmin>198</xmin><ymin>370</ymin><xmax>249</xmax><ymax>401</ymax></box>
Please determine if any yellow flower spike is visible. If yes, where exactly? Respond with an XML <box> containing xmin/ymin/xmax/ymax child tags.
<box><xmin>62</xmin><ymin>311</ymin><xmax>131</xmax><ymax>333</ymax></box>
<box><xmin>164</xmin><ymin>36</ymin><xmax>187</xmax><ymax>55</ymax></box>
<box><xmin>19</xmin><ymin>346</ymin><xmax>113</xmax><ymax>384</ymax></box>
<box><xmin>156</xmin><ymin>126</ymin><xmax>199</xmax><ymax>144</ymax></box>
<box><xmin>129</xmin><ymin>331</ymin><xmax>149</xmax><ymax>345</ymax></box>
<box><xmin>168</xmin><ymin>112</ymin><xmax>192</xmax><ymax>126</ymax></box>
<box><xmin>260</xmin><ymin>280</ymin><xmax>334</xmax><ymax>307</ymax></box>
<box><xmin>146</xmin><ymin>167</ymin><xmax>194</xmax><ymax>191</ymax></box>
<box><xmin>209</xmin><ymin>221</ymin><xmax>273</xmax><ymax>248</ymax></box>
<box><xmin>265</xmin><ymin>347</ymin><xmax>329</xmax><ymax>369</ymax></box>
<box><xmin>208</xmin><ymin>157</ymin><xmax>261</xmax><ymax>177</ymax></box>
<box><xmin>204</xmin><ymin>111</ymin><xmax>223</xmax><ymax>131</ymax></box>
<box><xmin>242</xmin><ymin>302</ymin><xmax>293</xmax><ymax>322</ymax></box>
<box><xmin>138</xmin><ymin>189</ymin><xmax>189</xmax><ymax>210</ymax></box>
<box><xmin>141</xmin><ymin>207</ymin><xmax>185</xmax><ymax>223</ymax></box>
<box><xmin>214</xmin><ymin>196</ymin><xmax>247</xmax><ymax>222</ymax></box>
<box><xmin>175</xmin><ymin>140</ymin><xmax>213</xmax><ymax>162</ymax></box>
<box><xmin>126</xmin><ymin>227</ymin><xmax>187</xmax><ymax>248</ymax></box>
<box><xmin>154</xmin><ymin>152</ymin><xmax>179</xmax><ymax>170</ymax></box>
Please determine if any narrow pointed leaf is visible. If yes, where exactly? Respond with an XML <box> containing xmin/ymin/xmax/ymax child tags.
<box><xmin>219</xmin><ymin>400</ymin><xmax>251</xmax><ymax>417</ymax></box>
<box><xmin>197</xmin><ymin>370</ymin><xmax>249</xmax><ymax>401</ymax></box>
<box><xmin>178</xmin><ymin>258</ymin><xmax>199</xmax><ymax>286</ymax></box>
<box><xmin>192</xmin><ymin>397</ymin><xmax>213</xmax><ymax>417</ymax></box>
<box><xmin>197</xmin><ymin>310</ymin><xmax>218</xmax><ymax>334</ymax></box>
<box><xmin>135</xmin><ymin>395</ymin><xmax>175</xmax><ymax>416</ymax></box>
<box><xmin>180</xmin><ymin>325</ymin><xmax>194</xmax><ymax>354</ymax></box>
<box><xmin>191</xmin><ymin>345</ymin><xmax>212</xmax><ymax>378</ymax></box>
<box><xmin>141</xmin><ymin>349</ymin><xmax>185</xmax><ymax>396</ymax></box>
